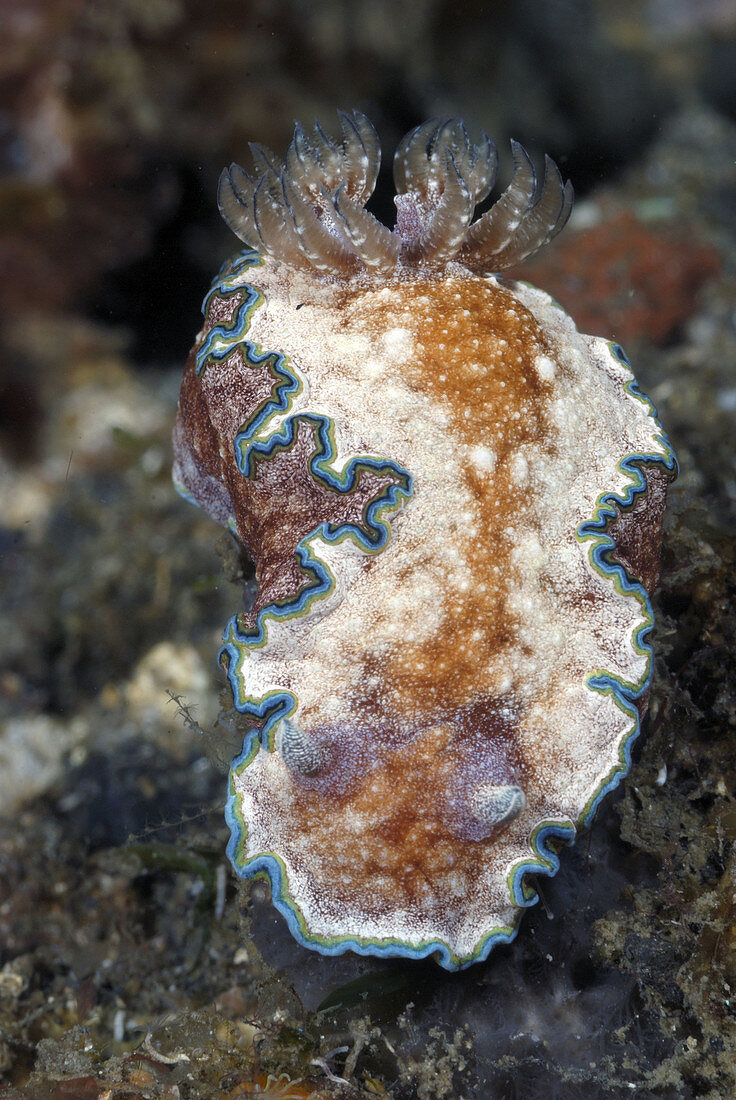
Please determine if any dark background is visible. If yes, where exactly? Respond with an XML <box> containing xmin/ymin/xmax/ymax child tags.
<box><xmin>2</xmin><ymin>0</ymin><xmax>735</xmax><ymax>381</ymax></box>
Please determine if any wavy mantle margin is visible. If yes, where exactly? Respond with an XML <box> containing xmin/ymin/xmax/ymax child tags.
<box><xmin>189</xmin><ymin>252</ymin><xmax>678</xmax><ymax>970</ymax></box>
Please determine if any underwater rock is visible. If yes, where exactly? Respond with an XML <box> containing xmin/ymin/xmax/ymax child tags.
<box><xmin>173</xmin><ymin>114</ymin><xmax>676</xmax><ymax>968</ymax></box>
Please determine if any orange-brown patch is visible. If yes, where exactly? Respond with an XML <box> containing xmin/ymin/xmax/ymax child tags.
<box><xmin>344</xmin><ymin>276</ymin><xmax>556</xmax><ymax>713</ymax></box>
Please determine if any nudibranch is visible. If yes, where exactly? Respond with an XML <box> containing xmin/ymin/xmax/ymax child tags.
<box><xmin>173</xmin><ymin>113</ymin><xmax>676</xmax><ymax>969</ymax></box>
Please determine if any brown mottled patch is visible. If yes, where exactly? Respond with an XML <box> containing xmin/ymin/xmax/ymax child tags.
<box><xmin>279</xmin><ymin>699</ymin><xmax>524</xmax><ymax>917</ymax></box>
<box><xmin>175</xmin><ymin>293</ymin><xmax>406</xmax><ymax>629</ymax></box>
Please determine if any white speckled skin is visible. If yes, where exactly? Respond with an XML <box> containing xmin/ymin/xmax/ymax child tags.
<box><xmin>172</xmin><ymin>255</ymin><xmax>675</xmax><ymax>966</ymax></box>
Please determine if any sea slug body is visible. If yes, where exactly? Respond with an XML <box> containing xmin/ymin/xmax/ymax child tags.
<box><xmin>173</xmin><ymin>113</ymin><xmax>676</xmax><ymax>969</ymax></box>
